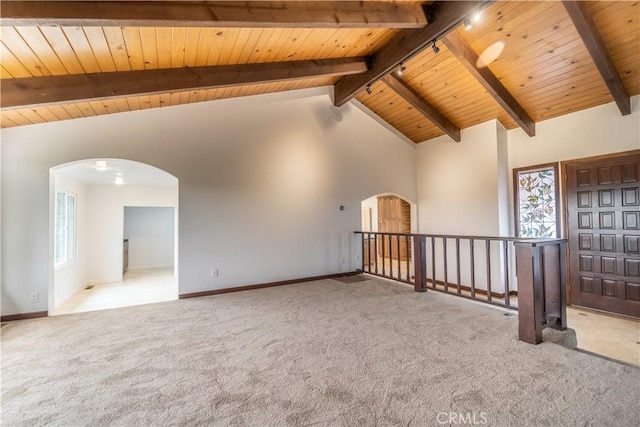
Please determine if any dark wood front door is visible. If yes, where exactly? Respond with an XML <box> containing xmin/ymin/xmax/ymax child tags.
<box><xmin>565</xmin><ymin>151</ymin><xmax>640</xmax><ymax>317</ymax></box>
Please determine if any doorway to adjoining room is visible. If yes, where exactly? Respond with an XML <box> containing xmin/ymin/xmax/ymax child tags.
<box><xmin>50</xmin><ymin>159</ymin><xmax>179</xmax><ymax>315</ymax></box>
<box><xmin>361</xmin><ymin>194</ymin><xmax>416</xmax><ymax>282</ymax></box>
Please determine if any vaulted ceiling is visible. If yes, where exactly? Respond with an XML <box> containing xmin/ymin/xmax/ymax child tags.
<box><xmin>1</xmin><ymin>1</ymin><xmax>638</xmax><ymax>143</ymax></box>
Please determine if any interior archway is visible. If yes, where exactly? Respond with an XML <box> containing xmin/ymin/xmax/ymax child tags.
<box><xmin>49</xmin><ymin>159</ymin><xmax>179</xmax><ymax>315</ymax></box>
<box><xmin>360</xmin><ymin>193</ymin><xmax>417</xmax><ymax>281</ymax></box>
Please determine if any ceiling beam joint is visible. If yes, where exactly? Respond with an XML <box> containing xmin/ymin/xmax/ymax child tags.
<box><xmin>442</xmin><ymin>31</ymin><xmax>535</xmax><ymax>137</ymax></box>
<box><xmin>333</xmin><ymin>1</ymin><xmax>493</xmax><ymax>107</ymax></box>
<box><xmin>382</xmin><ymin>74</ymin><xmax>461</xmax><ymax>142</ymax></box>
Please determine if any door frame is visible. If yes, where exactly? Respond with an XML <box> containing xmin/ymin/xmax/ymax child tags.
<box><xmin>560</xmin><ymin>149</ymin><xmax>640</xmax><ymax>308</ymax></box>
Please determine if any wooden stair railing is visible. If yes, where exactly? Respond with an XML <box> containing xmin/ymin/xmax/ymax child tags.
<box><xmin>355</xmin><ymin>231</ymin><xmax>568</xmax><ymax>344</ymax></box>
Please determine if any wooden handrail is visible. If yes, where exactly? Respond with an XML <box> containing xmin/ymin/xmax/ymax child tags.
<box><xmin>355</xmin><ymin>231</ymin><xmax>568</xmax><ymax>345</ymax></box>
<box><xmin>354</xmin><ymin>230</ymin><xmax>565</xmax><ymax>244</ymax></box>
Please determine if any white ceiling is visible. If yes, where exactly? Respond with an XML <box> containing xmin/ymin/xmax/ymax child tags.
<box><xmin>56</xmin><ymin>159</ymin><xmax>177</xmax><ymax>187</ymax></box>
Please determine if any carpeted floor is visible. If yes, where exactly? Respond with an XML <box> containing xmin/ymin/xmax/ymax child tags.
<box><xmin>1</xmin><ymin>277</ymin><xmax>639</xmax><ymax>426</ymax></box>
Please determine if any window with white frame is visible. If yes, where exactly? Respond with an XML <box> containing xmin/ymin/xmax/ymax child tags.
<box><xmin>55</xmin><ymin>191</ymin><xmax>76</xmax><ymax>266</ymax></box>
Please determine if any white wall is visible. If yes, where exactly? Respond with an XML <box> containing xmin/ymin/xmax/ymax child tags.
<box><xmin>416</xmin><ymin>97</ymin><xmax>640</xmax><ymax>238</ymax></box>
<box><xmin>416</xmin><ymin>120</ymin><xmax>506</xmax><ymax>236</ymax></box>
<box><xmin>508</xmin><ymin>96</ymin><xmax>640</xmax><ymax>169</ymax></box>
<box><xmin>124</xmin><ymin>206</ymin><xmax>175</xmax><ymax>270</ymax></box>
<box><xmin>508</xmin><ymin>95</ymin><xmax>640</xmax><ymax>237</ymax></box>
<box><xmin>496</xmin><ymin>122</ymin><xmax>511</xmax><ymax>236</ymax></box>
<box><xmin>414</xmin><ymin>97</ymin><xmax>640</xmax><ymax>293</ymax></box>
<box><xmin>415</xmin><ymin>120</ymin><xmax>508</xmax><ymax>292</ymax></box>
<box><xmin>52</xmin><ymin>173</ymin><xmax>88</xmax><ymax>309</ymax></box>
<box><xmin>86</xmin><ymin>185</ymin><xmax>177</xmax><ymax>284</ymax></box>
<box><xmin>1</xmin><ymin>87</ymin><xmax>417</xmax><ymax>315</ymax></box>
<box><xmin>360</xmin><ymin>196</ymin><xmax>378</xmax><ymax>232</ymax></box>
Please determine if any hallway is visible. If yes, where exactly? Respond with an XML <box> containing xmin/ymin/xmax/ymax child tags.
<box><xmin>54</xmin><ymin>268</ymin><xmax>177</xmax><ymax>315</ymax></box>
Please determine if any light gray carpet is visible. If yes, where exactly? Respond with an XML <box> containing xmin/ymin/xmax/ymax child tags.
<box><xmin>332</xmin><ymin>275</ymin><xmax>368</xmax><ymax>284</ymax></box>
<box><xmin>2</xmin><ymin>277</ymin><xmax>639</xmax><ymax>426</ymax></box>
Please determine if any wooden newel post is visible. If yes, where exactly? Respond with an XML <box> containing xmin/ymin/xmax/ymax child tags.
<box><xmin>515</xmin><ymin>242</ymin><xmax>544</xmax><ymax>344</ymax></box>
<box><xmin>413</xmin><ymin>235</ymin><xmax>427</xmax><ymax>292</ymax></box>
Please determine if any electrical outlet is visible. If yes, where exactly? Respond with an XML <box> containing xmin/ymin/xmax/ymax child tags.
<box><xmin>30</xmin><ymin>292</ymin><xmax>39</xmax><ymax>304</ymax></box>
<box><xmin>211</xmin><ymin>268</ymin><xmax>219</xmax><ymax>278</ymax></box>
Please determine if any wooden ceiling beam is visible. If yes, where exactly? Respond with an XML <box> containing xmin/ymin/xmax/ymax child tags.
<box><xmin>333</xmin><ymin>1</ymin><xmax>491</xmax><ymax>107</ymax></box>
<box><xmin>382</xmin><ymin>74</ymin><xmax>460</xmax><ymax>142</ymax></box>
<box><xmin>442</xmin><ymin>31</ymin><xmax>536</xmax><ymax>137</ymax></box>
<box><xmin>0</xmin><ymin>1</ymin><xmax>427</xmax><ymax>29</ymax></box>
<box><xmin>1</xmin><ymin>58</ymin><xmax>367</xmax><ymax>109</ymax></box>
<box><xmin>562</xmin><ymin>0</ymin><xmax>630</xmax><ymax>115</ymax></box>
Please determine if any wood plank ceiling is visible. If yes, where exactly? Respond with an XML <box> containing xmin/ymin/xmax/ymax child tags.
<box><xmin>1</xmin><ymin>1</ymin><xmax>638</xmax><ymax>144</ymax></box>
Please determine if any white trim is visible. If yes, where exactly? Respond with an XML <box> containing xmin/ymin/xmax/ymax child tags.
<box><xmin>54</xmin><ymin>189</ymin><xmax>78</xmax><ymax>268</ymax></box>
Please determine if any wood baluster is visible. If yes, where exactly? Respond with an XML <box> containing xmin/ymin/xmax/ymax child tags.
<box><xmin>455</xmin><ymin>237</ymin><xmax>461</xmax><ymax>295</ymax></box>
<box><xmin>504</xmin><ymin>240</ymin><xmax>510</xmax><ymax>307</ymax></box>
<box><xmin>413</xmin><ymin>235</ymin><xmax>427</xmax><ymax>292</ymax></box>
<box><xmin>431</xmin><ymin>237</ymin><xmax>436</xmax><ymax>289</ymax></box>
<box><xmin>470</xmin><ymin>239</ymin><xmax>476</xmax><ymax>298</ymax></box>
<box><xmin>443</xmin><ymin>238</ymin><xmax>448</xmax><ymax>292</ymax></box>
<box><xmin>486</xmin><ymin>239</ymin><xmax>492</xmax><ymax>302</ymax></box>
<box><xmin>397</xmin><ymin>234</ymin><xmax>401</xmax><ymax>281</ymax></box>
<box><xmin>374</xmin><ymin>233</ymin><xmax>378</xmax><ymax>276</ymax></box>
<box><xmin>406</xmin><ymin>236</ymin><xmax>410</xmax><ymax>282</ymax></box>
<box><xmin>388</xmin><ymin>234</ymin><xmax>393</xmax><ymax>279</ymax></box>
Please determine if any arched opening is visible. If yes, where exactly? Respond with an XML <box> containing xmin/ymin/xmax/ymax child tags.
<box><xmin>49</xmin><ymin>159</ymin><xmax>179</xmax><ymax>315</ymax></box>
<box><xmin>360</xmin><ymin>193</ymin><xmax>416</xmax><ymax>281</ymax></box>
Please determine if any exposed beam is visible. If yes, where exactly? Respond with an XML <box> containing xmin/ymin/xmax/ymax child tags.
<box><xmin>562</xmin><ymin>0</ymin><xmax>630</xmax><ymax>115</ymax></box>
<box><xmin>333</xmin><ymin>1</ymin><xmax>491</xmax><ymax>107</ymax></box>
<box><xmin>0</xmin><ymin>1</ymin><xmax>427</xmax><ymax>28</ymax></box>
<box><xmin>382</xmin><ymin>74</ymin><xmax>460</xmax><ymax>142</ymax></box>
<box><xmin>442</xmin><ymin>31</ymin><xmax>535</xmax><ymax>137</ymax></box>
<box><xmin>1</xmin><ymin>58</ymin><xmax>367</xmax><ymax>109</ymax></box>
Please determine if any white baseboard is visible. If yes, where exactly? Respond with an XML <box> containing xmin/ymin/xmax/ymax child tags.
<box><xmin>86</xmin><ymin>277</ymin><xmax>122</xmax><ymax>286</ymax></box>
<box><xmin>54</xmin><ymin>280</ymin><xmax>89</xmax><ymax>310</ymax></box>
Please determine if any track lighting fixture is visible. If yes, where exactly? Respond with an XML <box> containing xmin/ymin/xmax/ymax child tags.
<box><xmin>464</xmin><ymin>18</ymin><xmax>472</xmax><ymax>30</ymax></box>
<box><xmin>366</xmin><ymin>84</ymin><xmax>372</xmax><ymax>95</ymax></box>
<box><xmin>432</xmin><ymin>41</ymin><xmax>440</xmax><ymax>54</ymax></box>
<box><xmin>397</xmin><ymin>62</ymin><xmax>407</xmax><ymax>75</ymax></box>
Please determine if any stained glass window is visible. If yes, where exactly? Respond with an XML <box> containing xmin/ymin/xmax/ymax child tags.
<box><xmin>514</xmin><ymin>164</ymin><xmax>559</xmax><ymax>238</ymax></box>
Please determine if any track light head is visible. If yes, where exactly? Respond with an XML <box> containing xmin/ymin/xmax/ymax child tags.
<box><xmin>464</xmin><ymin>18</ymin><xmax>472</xmax><ymax>30</ymax></box>
<box><xmin>366</xmin><ymin>84</ymin><xmax>372</xmax><ymax>95</ymax></box>
<box><xmin>432</xmin><ymin>41</ymin><xmax>440</xmax><ymax>54</ymax></box>
<box><xmin>397</xmin><ymin>62</ymin><xmax>407</xmax><ymax>75</ymax></box>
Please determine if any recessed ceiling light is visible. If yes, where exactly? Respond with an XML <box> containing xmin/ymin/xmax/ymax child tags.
<box><xmin>114</xmin><ymin>177</ymin><xmax>124</xmax><ymax>185</ymax></box>
<box><xmin>95</xmin><ymin>161</ymin><xmax>107</xmax><ymax>171</ymax></box>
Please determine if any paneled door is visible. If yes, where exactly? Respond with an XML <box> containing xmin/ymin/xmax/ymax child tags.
<box><xmin>565</xmin><ymin>151</ymin><xmax>640</xmax><ymax>317</ymax></box>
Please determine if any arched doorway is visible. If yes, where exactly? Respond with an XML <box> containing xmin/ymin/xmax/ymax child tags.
<box><xmin>361</xmin><ymin>193</ymin><xmax>416</xmax><ymax>281</ymax></box>
<box><xmin>49</xmin><ymin>159</ymin><xmax>179</xmax><ymax>315</ymax></box>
